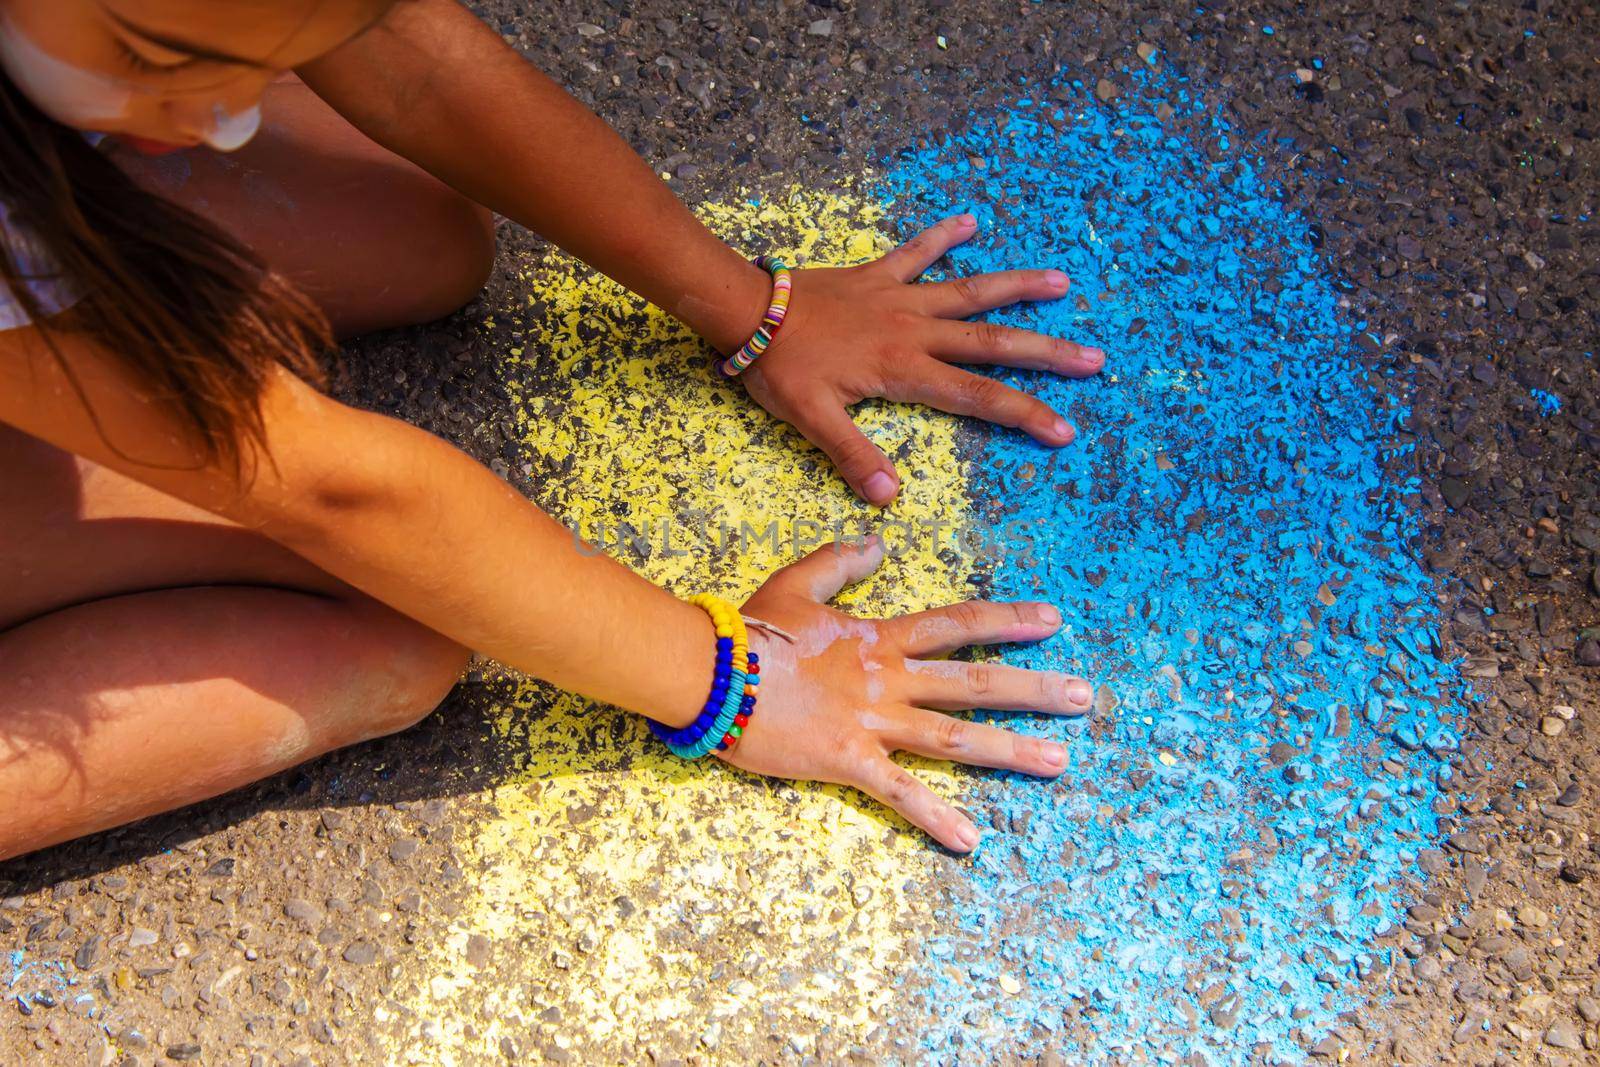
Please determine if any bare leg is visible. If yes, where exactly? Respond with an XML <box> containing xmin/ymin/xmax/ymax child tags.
<box><xmin>0</xmin><ymin>78</ymin><xmax>493</xmax><ymax>860</ymax></box>
<box><xmin>110</xmin><ymin>75</ymin><xmax>497</xmax><ymax>338</ymax></box>
<box><xmin>0</xmin><ymin>584</ymin><xmax>465</xmax><ymax>859</ymax></box>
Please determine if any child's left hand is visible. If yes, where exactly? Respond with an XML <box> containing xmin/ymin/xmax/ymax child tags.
<box><xmin>738</xmin><ymin>213</ymin><xmax>1106</xmax><ymax>506</ymax></box>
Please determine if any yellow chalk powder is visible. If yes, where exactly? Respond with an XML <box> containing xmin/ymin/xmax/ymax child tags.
<box><xmin>392</xmin><ymin>188</ymin><xmax>980</xmax><ymax>1063</ymax></box>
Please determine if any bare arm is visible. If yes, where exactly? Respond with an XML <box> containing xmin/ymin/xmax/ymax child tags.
<box><xmin>298</xmin><ymin>0</ymin><xmax>1103</xmax><ymax>507</ymax></box>
<box><xmin>297</xmin><ymin>0</ymin><xmax>770</xmax><ymax>356</ymax></box>
<box><xmin>1</xmin><ymin>324</ymin><xmax>1093</xmax><ymax>852</ymax></box>
<box><xmin>0</xmin><ymin>325</ymin><xmax>715</xmax><ymax>730</ymax></box>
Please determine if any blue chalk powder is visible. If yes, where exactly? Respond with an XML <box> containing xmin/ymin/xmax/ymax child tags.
<box><xmin>1530</xmin><ymin>388</ymin><xmax>1562</xmax><ymax>416</ymax></box>
<box><xmin>879</xmin><ymin>71</ymin><xmax>1467</xmax><ymax>1062</ymax></box>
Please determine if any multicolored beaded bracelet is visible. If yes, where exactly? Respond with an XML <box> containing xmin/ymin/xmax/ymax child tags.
<box><xmin>719</xmin><ymin>256</ymin><xmax>793</xmax><ymax>377</ymax></box>
<box><xmin>649</xmin><ymin>595</ymin><xmax>761</xmax><ymax>758</ymax></box>
<box><xmin>717</xmin><ymin>651</ymin><xmax>758</xmax><ymax>753</ymax></box>
<box><xmin>652</xmin><ymin>594</ymin><xmax>746</xmax><ymax>755</ymax></box>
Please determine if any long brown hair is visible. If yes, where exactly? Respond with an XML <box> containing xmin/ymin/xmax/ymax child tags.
<box><xmin>0</xmin><ymin>72</ymin><xmax>331</xmax><ymax>475</ymax></box>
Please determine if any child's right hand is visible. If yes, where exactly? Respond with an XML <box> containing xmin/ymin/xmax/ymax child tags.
<box><xmin>721</xmin><ymin>537</ymin><xmax>1092</xmax><ymax>852</ymax></box>
<box><xmin>736</xmin><ymin>213</ymin><xmax>1105</xmax><ymax>507</ymax></box>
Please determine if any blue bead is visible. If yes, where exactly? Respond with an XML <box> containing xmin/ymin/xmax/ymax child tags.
<box><xmin>747</xmin><ymin>652</ymin><xmax>759</xmax><ymax>664</ymax></box>
<box><xmin>717</xmin><ymin>637</ymin><xmax>732</xmax><ymax>649</ymax></box>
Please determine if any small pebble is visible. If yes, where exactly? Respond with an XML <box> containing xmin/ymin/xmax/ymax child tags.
<box><xmin>342</xmin><ymin>941</ymin><xmax>379</xmax><ymax>966</ymax></box>
<box><xmin>1546</xmin><ymin>1020</ymin><xmax>1581</xmax><ymax>1050</ymax></box>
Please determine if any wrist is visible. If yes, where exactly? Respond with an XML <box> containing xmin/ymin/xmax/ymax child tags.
<box><xmin>650</xmin><ymin>599</ymin><xmax>719</xmax><ymax>729</ymax></box>
<box><xmin>679</xmin><ymin>254</ymin><xmax>773</xmax><ymax>357</ymax></box>
<box><xmin>648</xmin><ymin>596</ymin><xmax>762</xmax><ymax>758</ymax></box>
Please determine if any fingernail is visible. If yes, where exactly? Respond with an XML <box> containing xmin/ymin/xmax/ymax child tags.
<box><xmin>1052</xmin><ymin>418</ymin><xmax>1075</xmax><ymax>444</ymax></box>
<box><xmin>1068</xmin><ymin>679</ymin><xmax>1093</xmax><ymax>706</ymax></box>
<box><xmin>1043</xmin><ymin>741</ymin><xmax>1067</xmax><ymax>767</ymax></box>
<box><xmin>863</xmin><ymin>471</ymin><xmax>897</xmax><ymax>504</ymax></box>
<box><xmin>1045</xmin><ymin>269</ymin><xmax>1070</xmax><ymax>289</ymax></box>
<box><xmin>1081</xmin><ymin>345</ymin><xmax>1106</xmax><ymax>367</ymax></box>
<box><xmin>957</xmin><ymin>823</ymin><xmax>981</xmax><ymax>851</ymax></box>
<box><xmin>1038</xmin><ymin>604</ymin><xmax>1062</xmax><ymax>627</ymax></box>
<box><xmin>957</xmin><ymin>213</ymin><xmax>977</xmax><ymax>228</ymax></box>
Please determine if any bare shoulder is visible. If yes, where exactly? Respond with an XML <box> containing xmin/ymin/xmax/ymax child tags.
<box><xmin>0</xmin><ymin>316</ymin><xmax>198</xmax><ymax>470</ymax></box>
<box><xmin>0</xmin><ymin>319</ymin><xmax>347</xmax><ymax>517</ymax></box>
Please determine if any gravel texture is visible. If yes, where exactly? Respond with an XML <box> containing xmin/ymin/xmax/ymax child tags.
<box><xmin>3</xmin><ymin>1</ymin><xmax>1598</xmax><ymax>1064</ymax></box>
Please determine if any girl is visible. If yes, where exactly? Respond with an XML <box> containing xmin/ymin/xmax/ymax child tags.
<box><xmin>0</xmin><ymin>0</ymin><xmax>1107</xmax><ymax>860</ymax></box>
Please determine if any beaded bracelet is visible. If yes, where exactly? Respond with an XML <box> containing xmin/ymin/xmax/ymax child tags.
<box><xmin>716</xmin><ymin>651</ymin><xmax>759</xmax><ymax>754</ymax></box>
<box><xmin>649</xmin><ymin>595</ymin><xmax>762</xmax><ymax>758</ymax></box>
<box><xmin>652</xmin><ymin>594</ymin><xmax>746</xmax><ymax>756</ymax></box>
<box><xmin>719</xmin><ymin>256</ymin><xmax>793</xmax><ymax>377</ymax></box>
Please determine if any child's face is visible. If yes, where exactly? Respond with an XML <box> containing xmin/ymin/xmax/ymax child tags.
<box><xmin>0</xmin><ymin>0</ymin><xmax>389</xmax><ymax>152</ymax></box>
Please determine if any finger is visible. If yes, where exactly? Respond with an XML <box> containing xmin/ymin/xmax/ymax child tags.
<box><xmin>760</xmin><ymin>535</ymin><xmax>885</xmax><ymax>603</ymax></box>
<box><xmin>883</xmin><ymin>359</ymin><xmax>1075</xmax><ymax>446</ymax></box>
<box><xmin>884</xmin><ymin>599</ymin><xmax>1063</xmax><ymax>657</ymax></box>
<box><xmin>788</xmin><ymin>396</ymin><xmax>901</xmax><ymax>505</ymax></box>
<box><xmin>854</xmin><ymin>753</ymin><xmax>980</xmax><ymax>852</ymax></box>
<box><xmin>926</xmin><ymin>319</ymin><xmax>1106</xmax><ymax>378</ymax></box>
<box><xmin>901</xmin><ymin>660</ymin><xmax>1094</xmax><ymax>716</ymax></box>
<box><xmin>884</xmin><ymin>705</ymin><xmax>1071</xmax><ymax>777</ymax></box>
<box><xmin>919</xmin><ymin>268</ymin><xmax>1071</xmax><ymax>319</ymax></box>
<box><xmin>876</xmin><ymin>213</ymin><xmax>978</xmax><ymax>284</ymax></box>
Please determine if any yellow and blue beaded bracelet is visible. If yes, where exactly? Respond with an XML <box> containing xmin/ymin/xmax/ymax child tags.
<box><xmin>649</xmin><ymin>594</ymin><xmax>760</xmax><ymax>758</ymax></box>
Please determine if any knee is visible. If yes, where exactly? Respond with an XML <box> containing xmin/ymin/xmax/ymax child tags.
<box><xmin>374</xmin><ymin>629</ymin><xmax>472</xmax><ymax>739</ymax></box>
<box><xmin>411</xmin><ymin>185</ymin><xmax>497</xmax><ymax>322</ymax></box>
<box><xmin>338</xmin><ymin>606</ymin><xmax>472</xmax><ymax>744</ymax></box>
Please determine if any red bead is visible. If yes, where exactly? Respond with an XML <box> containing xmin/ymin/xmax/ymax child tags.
<box><xmin>721</xmin><ymin>732</ymin><xmax>737</xmax><ymax>746</ymax></box>
<box><xmin>734</xmin><ymin>715</ymin><xmax>749</xmax><ymax>727</ymax></box>
<box><xmin>747</xmin><ymin>663</ymin><xmax>760</xmax><ymax>674</ymax></box>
